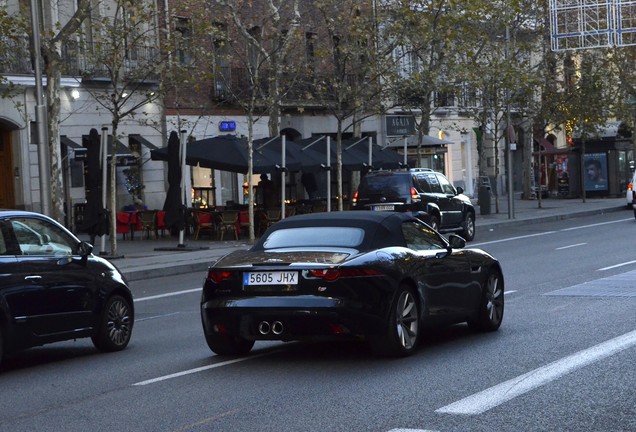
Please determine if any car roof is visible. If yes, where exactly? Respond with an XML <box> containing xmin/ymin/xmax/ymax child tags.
<box><xmin>254</xmin><ymin>210</ymin><xmax>415</xmax><ymax>250</ymax></box>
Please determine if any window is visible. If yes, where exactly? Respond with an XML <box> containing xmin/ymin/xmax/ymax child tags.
<box><xmin>212</xmin><ymin>23</ymin><xmax>229</xmax><ymax>98</ymax></box>
<box><xmin>436</xmin><ymin>173</ymin><xmax>456</xmax><ymax>195</ymax></box>
<box><xmin>419</xmin><ymin>172</ymin><xmax>442</xmax><ymax>193</ymax></box>
<box><xmin>263</xmin><ymin>227</ymin><xmax>365</xmax><ymax>249</ymax></box>
<box><xmin>305</xmin><ymin>32</ymin><xmax>316</xmax><ymax>72</ymax></box>
<box><xmin>175</xmin><ymin>17</ymin><xmax>193</xmax><ymax>66</ymax></box>
<box><xmin>402</xmin><ymin>221</ymin><xmax>446</xmax><ymax>250</ymax></box>
<box><xmin>11</xmin><ymin>218</ymin><xmax>75</xmax><ymax>256</ymax></box>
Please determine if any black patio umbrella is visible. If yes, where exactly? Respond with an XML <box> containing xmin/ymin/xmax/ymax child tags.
<box><xmin>253</xmin><ymin>137</ymin><xmax>325</xmax><ymax>173</ymax></box>
<box><xmin>340</xmin><ymin>138</ymin><xmax>404</xmax><ymax>170</ymax></box>
<box><xmin>151</xmin><ymin>134</ymin><xmax>296</xmax><ymax>174</ymax></box>
<box><xmin>294</xmin><ymin>137</ymin><xmax>371</xmax><ymax>171</ymax></box>
<box><xmin>81</xmin><ymin>128</ymin><xmax>108</xmax><ymax>240</ymax></box>
<box><xmin>163</xmin><ymin>131</ymin><xmax>185</xmax><ymax>231</ymax></box>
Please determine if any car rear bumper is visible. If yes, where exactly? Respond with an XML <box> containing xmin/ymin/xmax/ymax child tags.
<box><xmin>201</xmin><ymin>296</ymin><xmax>386</xmax><ymax>342</ymax></box>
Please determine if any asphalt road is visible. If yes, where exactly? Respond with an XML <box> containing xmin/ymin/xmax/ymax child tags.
<box><xmin>1</xmin><ymin>211</ymin><xmax>636</xmax><ymax>432</ymax></box>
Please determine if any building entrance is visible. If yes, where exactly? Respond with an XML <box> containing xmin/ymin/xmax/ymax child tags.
<box><xmin>0</xmin><ymin>127</ymin><xmax>15</xmax><ymax>208</ymax></box>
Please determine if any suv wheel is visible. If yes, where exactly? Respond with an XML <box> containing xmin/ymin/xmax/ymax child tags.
<box><xmin>462</xmin><ymin>212</ymin><xmax>475</xmax><ymax>241</ymax></box>
<box><xmin>428</xmin><ymin>215</ymin><xmax>440</xmax><ymax>232</ymax></box>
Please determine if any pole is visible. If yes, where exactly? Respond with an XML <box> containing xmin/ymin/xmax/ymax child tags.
<box><xmin>327</xmin><ymin>137</ymin><xmax>331</xmax><ymax>212</ymax></box>
<box><xmin>367</xmin><ymin>136</ymin><xmax>372</xmax><ymax>167</ymax></box>
<box><xmin>281</xmin><ymin>136</ymin><xmax>286</xmax><ymax>218</ymax></box>
<box><xmin>30</xmin><ymin>0</ymin><xmax>51</xmax><ymax>215</ymax></box>
<box><xmin>403</xmin><ymin>136</ymin><xmax>408</xmax><ymax>166</ymax></box>
<box><xmin>178</xmin><ymin>130</ymin><xmax>187</xmax><ymax>247</ymax></box>
<box><xmin>505</xmin><ymin>24</ymin><xmax>514</xmax><ymax>219</ymax></box>
<box><xmin>99</xmin><ymin>127</ymin><xmax>108</xmax><ymax>255</ymax></box>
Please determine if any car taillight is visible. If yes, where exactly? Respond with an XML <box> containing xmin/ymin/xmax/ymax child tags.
<box><xmin>308</xmin><ymin>268</ymin><xmax>383</xmax><ymax>281</ymax></box>
<box><xmin>629</xmin><ymin>182</ymin><xmax>633</xmax><ymax>192</ymax></box>
<box><xmin>352</xmin><ymin>190</ymin><xmax>359</xmax><ymax>204</ymax></box>
<box><xmin>410</xmin><ymin>187</ymin><xmax>420</xmax><ymax>201</ymax></box>
<box><xmin>207</xmin><ymin>270</ymin><xmax>232</xmax><ymax>283</ymax></box>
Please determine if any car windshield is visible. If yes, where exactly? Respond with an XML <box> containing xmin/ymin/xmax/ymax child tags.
<box><xmin>262</xmin><ymin>227</ymin><xmax>365</xmax><ymax>249</ymax></box>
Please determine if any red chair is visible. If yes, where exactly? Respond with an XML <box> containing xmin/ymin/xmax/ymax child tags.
<box><xmin>156</xmin><ymin>210</ymin><xmax>167</xmax><ymax>237</ymax></box>
<box><xmin>193</xmin><ymin>211</ymin><xmax>215</xmax><ymax>240</ymax></box>
<box><xmin>238</xmin><ymin>210</ymin><xmax>249</xmax><ymax>238</ymax></box>
<box><xmin>116</xmin><ymin>212</ymin><xmax>134</xmax><ymax>240</ymax></box>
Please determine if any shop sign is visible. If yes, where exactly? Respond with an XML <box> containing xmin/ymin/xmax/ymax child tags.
<box><xmin>385</xmin><ymin>115</ymin><xmax>415</xmax><ymax>137</ymax></box>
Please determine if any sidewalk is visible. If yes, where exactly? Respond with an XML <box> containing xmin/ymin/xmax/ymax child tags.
<box><xmin>98</xmin><ymin>195</ymin><xmax>629</xmax><ymax>282</ymax></box>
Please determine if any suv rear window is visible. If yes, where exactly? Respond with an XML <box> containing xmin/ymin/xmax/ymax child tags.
<box><xmin>358</xmin><ymin>174</ymin><xmax>410</xmax><ymax>197</ymax></box>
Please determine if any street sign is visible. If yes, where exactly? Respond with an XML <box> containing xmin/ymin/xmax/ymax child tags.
<box><xmin>385</xmin><ymin>115</ymin><xmax>415</xmax><ymax>137</ymax></box>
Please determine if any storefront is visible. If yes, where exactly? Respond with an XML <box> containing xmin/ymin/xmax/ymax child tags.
<box><xmin>571</xmin><ymin>121</ymin><xmax>634</xmax><ymax>198</ymax></box>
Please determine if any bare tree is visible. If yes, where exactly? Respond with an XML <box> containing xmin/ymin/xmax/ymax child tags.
<box><xmin>80</xmin><ymin>0</ymin><xmax>167</xmax><ymax>256</ymax></box>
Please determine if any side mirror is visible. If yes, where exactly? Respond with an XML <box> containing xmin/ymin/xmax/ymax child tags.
<box><xmin>78</xmin><ymin>241</ymin><xmax>93</xmax><ymax>257</ymax></box>
<box><xmin>456</xmin><ymin>186</ymin><xmax>464</xmax><ymax>195</ymax></box>
<box><xmin>40</xmin><ymin>233</ymin><xmax>51</xmax><ymax>245</ymax></box>
<box><xmin>448</xmin><ymin>234</ymin><xmax>466</xmax><ymax>249</ymax></box>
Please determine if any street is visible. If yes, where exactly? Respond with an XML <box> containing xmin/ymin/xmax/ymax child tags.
<box><xmin>1</xmin><ymin>211</ymin><xmax>636</xmax><ymax>432</ymax></box>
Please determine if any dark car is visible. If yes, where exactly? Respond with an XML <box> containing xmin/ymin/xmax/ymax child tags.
<box><xmin>351</xmin><ymin>168</ymin><xmax>476</xmax><ymax>241</ymax></box>
<box><xmin>200</xmin><ymin>211</ymin><xmax>503</xmax><ymax>358</ymax></box>
<box><xmin>0</xmin><ymin>210</ymin><xmax>134</xmax><ymax>366</ymax></box>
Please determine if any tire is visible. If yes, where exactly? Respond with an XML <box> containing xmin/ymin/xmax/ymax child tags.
<box><xmin>204</xmin><ymin>331</ymin><xmax>255</xmax><ymax>356</ymax></box>
<box><xmin>0</xmin><ymin>327</ymin><xmax>3</xmax><ymax>368</ymax></box>
<box><xmin>370</xmin><ymin>284</ymin><xmax>420</xmax><ymax>357</ymax></box>
<box><xmin>461</xmin><ymin>212</ymin><xmax>475</xmax><ymax>241</ymax></box>
<box><xmin>92</xmin><ymin>295</ymin><xmax>134</xmax><ymax>352</ymax></box>
<box><xmin>468</xmin><ymin>269</ymin><xmax>504</xmax><ymax>332</ymax></box>
<box><xmin>428</xmin><ymin>215</ymin><xmax>440</xmax><ymax>233</ymax></box>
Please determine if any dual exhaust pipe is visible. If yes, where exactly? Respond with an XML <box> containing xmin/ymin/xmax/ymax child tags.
<box><xmin>258</xmin><ymin>320</ymin><xmax>284</xmax><ymax>335</ymax></box>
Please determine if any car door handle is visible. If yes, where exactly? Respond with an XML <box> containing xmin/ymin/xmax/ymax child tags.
<box><xmin>24</xmin><ymin>275</ymin><xmax>42</xmax><ymax>280</ymax></box>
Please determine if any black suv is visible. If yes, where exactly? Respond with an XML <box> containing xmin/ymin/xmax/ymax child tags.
<box><xmin>351</xmin><ymin>168</ymin><xmax>476</xmax><ymax>241</ymax></box>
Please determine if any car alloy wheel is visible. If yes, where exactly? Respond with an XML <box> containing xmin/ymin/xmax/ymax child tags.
<box><xmin>92</xmin><ymin>295</ymin><xmax>133</xmax><ymax>352</ymax></box>
<box><xmin>468</xmin><ymin>270</ymin><xmax>504</xmax><ymax>332</ymax></box>
<box><xmin>428</xmin><ymin>216</ymin><xmax>440</xmax><ymax>232</ymax></box>
<box><xmin>370</xmin><ymin>285</ymin><xmax>420</xmax><ymax>357</ymax></box>
<box><xmin>395</xmin><ymin>289</ymin><xmax>419</xmax><ymax>350</ymax></box>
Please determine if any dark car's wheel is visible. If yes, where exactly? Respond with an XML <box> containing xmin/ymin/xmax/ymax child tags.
<box><xmin>92</xmin><ymin>295</ymin><xmax>134</xmax><ymax>352</ymax></box>
<box><xmin>428</xmin><ymin>215</ymin><xmax>440</xmax><ymax>232</ymax></box>
<box><xmin>461</xmin><ymin>212</ymin><xmax>475</xmax><ymax>241</ymax></box>
<box><xmin>468</xmin><ymin>270</ymin><xmax>504</xmax><ymax>332</ymax></box>
<box><xmin>0</xmin><ymin>327</ymin><xmax>4</xmax><ymax>368</ymax></box>
<box><xmin>370</xmin><ymin>285</ymin><xmax>420</xmax><ymax>357</ymax></box>
<box><xmin>205</xmin><ymin>331</ymin><xmax>255</xmax><ymax>356</ymax></box>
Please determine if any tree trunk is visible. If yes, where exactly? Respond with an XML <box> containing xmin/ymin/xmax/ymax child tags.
<box><xmin>110</xmin><ymin>120</ymin><xmax>119</xmax><ymax>256</ymax></box>
<box><xmin>43</xmin><ymin>47</ymin><xmax>65</xmax><ymax>224</ymax></box>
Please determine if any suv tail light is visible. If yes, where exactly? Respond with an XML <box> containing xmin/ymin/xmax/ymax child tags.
<box><xmin>352</xmin><ymin>190</ymin><xmax>359</xmax><ymax>204</ymax></box>
<box><xmin>410</xmin><ymin>187</ymin><xmax>420</xmax><ymax>202</ymax></box>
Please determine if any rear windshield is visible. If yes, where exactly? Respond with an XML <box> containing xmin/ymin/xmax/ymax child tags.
<box><xmin>262</xmin><ymin>227</ymin><xmax>365</xmax><ymax>249</ymax></box>
<box><xmin>358</xmin><ymin>175</ymin><xmax>410</xmax><ymax>196</ymax></box>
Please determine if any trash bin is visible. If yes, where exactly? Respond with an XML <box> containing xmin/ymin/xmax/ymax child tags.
<box><xmin>478</xmin><ymin>186</ymin><xmax>491</xmax><ymax>215</ymax></box>
<box><xmin>73</xmin><ymin>203</ymin><xmax>86</xmax><ymax>232</ymax></box>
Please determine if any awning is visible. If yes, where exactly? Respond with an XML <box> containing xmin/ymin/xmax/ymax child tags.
<box><xmin>61</xmin><ymin>135</ymin><xmax>82</xmax><ymax>149</ymax></box>
<box><xmin>384</xmin><ymin>134</ymin><xmax>454</xmax><ymax>147</ymax></box>
<box><xmin>533</xmin><ymin>138</ymin><xmax>568</xmax><ymax>156</ymax></box>
<box><xmin>129</xmin><ymin>134</ymin><xmax>158</xmax><ymax>150</ymax></box>
<box><xmin>82</xmin><ymin>134</ymin><xmax>138</xmax><ymax>166</ymax></box>
<box><xmin>61</xmin><ymin>135</ymin><xmax>87</xmax><ymax>161</ymax></box>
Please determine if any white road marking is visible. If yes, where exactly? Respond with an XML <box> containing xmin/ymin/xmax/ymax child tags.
<box><xmin>134</xmin><ymin>288</ymin><xmax>201</xmax><ymax>302</ymax></box>
<box><xmin>556</xmin><ymin>243</ymin><xmax>587</xmax><ymax>250</ymax></box>
<box><xmin>504</xmin><ymin>290</ymin><xmax>516</xmax><ymax>295</ymax></box>
<box><xmin>133</xmin><ymin>351</ymin><xmax>279</xmax><ymax>386</ymax></box>
<box><xmin>388</xmin><ymin>429</ymin><xmax>438</xmax><ymax>432</ymax></box>
<box><xmin>560</xmin><ymin>218</ymin><xmax>630</xmax><ymax>231</ymax></box>
<box><xmin>598</xmin><ymin>260</ymin><xmax>636</xmax><ymax>271</ymax></box>
<box><xmin>472</xmin><ymin>231</ymin><xmax>557</xmax><ymax>247</ymax></box>
<box><xmin>136</xmin><ymin>312</ymin><xmax>180</xmax><ymax>322</ymax></box>
<box><xmin>435</xmin><ymin>329</ymin><xmax>636</xmax><ymax>415</ymax></box>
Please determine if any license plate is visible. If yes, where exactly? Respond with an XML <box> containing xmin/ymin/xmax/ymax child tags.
<box><xmin>372</xmin><ymin>204</ymin><xmax>394</xmax><ymax>211</ymax></box>
<box><xmin>244</xmin><ymin>271</ymin><xmax>298</xmax><ymax>286</ymax></box>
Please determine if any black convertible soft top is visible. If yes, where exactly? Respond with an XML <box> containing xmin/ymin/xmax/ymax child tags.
<box><xmin>252</xmin><ymin>210</ymin><xmax>415</xmax><ymax>251</ymax></box>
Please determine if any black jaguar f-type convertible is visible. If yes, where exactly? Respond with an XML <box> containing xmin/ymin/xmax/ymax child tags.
<box><xmin>201</xmin><ymin>211</ymin><xmax>503</xmax><ymax>357</ymax></box>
